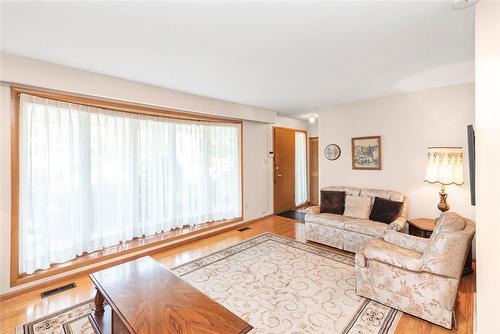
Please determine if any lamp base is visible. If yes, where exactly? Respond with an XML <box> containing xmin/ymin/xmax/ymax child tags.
<box><xmin>435</xmin><ymin>184</ymin><xmax>450</xmax><ymax>221</ymax></box>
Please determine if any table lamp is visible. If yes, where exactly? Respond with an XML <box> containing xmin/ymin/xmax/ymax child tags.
<box><xmin>424</xmin><ymin>147</ymin><xmax>464</xmax><ymax>215</ymax></box>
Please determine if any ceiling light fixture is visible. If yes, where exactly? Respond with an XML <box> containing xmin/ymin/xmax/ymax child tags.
<box><xmin>308</xmin><ymin>115</ymin><xmax>317</xmax><ymax>124</ymax></box>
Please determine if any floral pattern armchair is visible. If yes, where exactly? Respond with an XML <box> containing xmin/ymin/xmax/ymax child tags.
<box><xmin>355</xmin><ymin>212</ymin><xmax>475</xmax><ymax>329</ymax></box>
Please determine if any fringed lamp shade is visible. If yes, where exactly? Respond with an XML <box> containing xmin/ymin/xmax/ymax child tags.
<box><xmin>424</xmin><ymin>147</ymin><xmax>464</xmax><ymax>215</ymax></box>
<box><xmin>424</xmin><ymin>147</ymin><xmax>464</xmax><ymax>185</ymax></box>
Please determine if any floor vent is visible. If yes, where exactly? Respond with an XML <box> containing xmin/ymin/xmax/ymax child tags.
<box><xmin>41</xmin><ymin>283</ymin><xmax>76</xmax><ymax>298</ymax></box>
<box><xmin>237</xmin><ymin>227</ymin><xmax>251</xmax><ymax>232</ymax></box>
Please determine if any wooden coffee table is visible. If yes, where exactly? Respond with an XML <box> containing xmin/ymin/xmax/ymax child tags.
<box><xmin>89</xmin><ymin>256</ymin><xmax>252</xmax><ymax>334</ymax></box>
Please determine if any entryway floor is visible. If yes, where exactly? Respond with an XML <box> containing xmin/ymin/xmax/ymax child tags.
<box><xmin>277</xmin><ymin>210</ymin><xmax>306</xmax><ymax>222</ymax></box>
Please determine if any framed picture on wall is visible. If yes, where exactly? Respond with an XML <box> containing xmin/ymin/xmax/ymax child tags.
<box><xmin>351</xmin><ymin>136</ymin><xmax>382</xmax><ymax>170</ymax></box>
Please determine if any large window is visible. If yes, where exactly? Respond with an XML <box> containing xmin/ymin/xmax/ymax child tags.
<box><xmin>17</xmin><ymin>92</ymin><xmax>241</xmax><ymax>275</ymax></box>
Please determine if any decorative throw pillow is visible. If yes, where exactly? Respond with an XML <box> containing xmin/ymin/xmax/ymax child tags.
<box><xmin>369</xmin><ymin>196</ymin><xmax>403</xmax><ymax>224</ymax></box>
<box><xmin>343</xmin><ymin>195</ymin><xmax>371</xmax><ymax>219</ymax></box>
<box><xmin>320</xmin><ymin>190</ymin><xmax>346</xmax><ymax>214</ymax></box>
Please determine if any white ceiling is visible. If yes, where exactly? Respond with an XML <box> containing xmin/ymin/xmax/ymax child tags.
<box><xmin>0</xmin><ymin>1</ymin><xmax>474</xmax><ymax>119</ymax></box>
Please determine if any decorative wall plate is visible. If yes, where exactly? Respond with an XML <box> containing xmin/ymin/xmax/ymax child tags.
<box><xmin>324</xmin><ymin>144</ymin><xmax>341</xmax><ymax>161</ymax></box>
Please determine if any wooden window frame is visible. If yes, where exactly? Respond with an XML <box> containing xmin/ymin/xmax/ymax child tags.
<box><xmin>10</xmin><ymin>86</ymin><xmax>244</xmax><ymax>287</ymax></box>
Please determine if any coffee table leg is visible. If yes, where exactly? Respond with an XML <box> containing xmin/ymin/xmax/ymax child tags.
<box><xmin>94</xmin><ymin>289</ymin><xmax>105</xmax><ymax>316</ymax></box>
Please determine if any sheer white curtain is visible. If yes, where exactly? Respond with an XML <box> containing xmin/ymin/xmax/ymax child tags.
<box><xmin>19</xmin><ymin>94</ymin><xmax>241</xmax><ymax>274</ymax></box>
<box><xmin>295</xmin><ymin>132</ymin><xmax>307</xmax><ymax>206</ymax></box>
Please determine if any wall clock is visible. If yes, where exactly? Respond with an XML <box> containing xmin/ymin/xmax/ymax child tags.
<box><xmin>324</xmin><ymin>144</ymin><xmax>341</xmax><ymax>161</ymax></box>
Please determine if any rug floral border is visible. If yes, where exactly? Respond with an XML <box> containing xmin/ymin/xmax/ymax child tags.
<box><xmin>17</xmin><ymin>299</ymin><xmax>95</xmax><ymax>334</ymax></box>
<box><xmin>19</xmin><ymin>233</ymin><xmax>401</xmax><ymax>334</ymax></box>
<box><xmin>172</xmin><ymin>232</ymin><xmax>355</xmax><ymax>277</ymax></box>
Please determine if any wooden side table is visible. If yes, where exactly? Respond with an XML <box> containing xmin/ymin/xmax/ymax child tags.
<box><xmin>408</xmin><ymin>218</ymin><xmax>473</xmax><ymax>276</ymax></box>
<box><xmin>408</xmin><ymin>218</ymin><xmax>434</xmax><ymax>238</ymax></box>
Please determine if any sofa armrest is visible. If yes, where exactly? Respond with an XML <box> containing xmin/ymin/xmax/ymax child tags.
<box><xmin>388</xmin><ymin>216</ymin><xmax>406</xmax><ymax>232</ymax></box>
<box><xmin>422</xmin><ymin>229</ymin><xmax>475</xmax><ymax>279</ymax></box>
<box><xmin>383</xmin><ymin>230</ymin><xmax>429</xmax><ymax>253</ymax></box>
<box><xmin>304</xmin><ymin>206</ymin><xmax>320</xmax><ymax>215</ymax></box>
<box><xmin>357</xmin><ymin>237</ymin><xmax>423</xmax><ymax>272</ymax></box>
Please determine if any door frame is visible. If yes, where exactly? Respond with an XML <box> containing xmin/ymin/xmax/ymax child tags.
<box><xmin>309</xmin><ymin>137</ymin><xmax>319</xmax><ymax>206</ymax></box>
<box><xmin>272</xmin><ymin>126</ymin><xmax>308</xmax><ymax>213</ymax></box>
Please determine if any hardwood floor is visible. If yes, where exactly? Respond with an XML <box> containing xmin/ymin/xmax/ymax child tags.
<box><xmin>0</xmin><ymin>216</ymin><xmax>475</xmax><ymax>334</ymax></box>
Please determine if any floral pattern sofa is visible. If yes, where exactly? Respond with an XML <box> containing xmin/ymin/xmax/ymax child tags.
<box><xmin>304</xmin><ymin>186</ymin><xmax>408</xmax><ymax>253</ymax></box>
<box><xmin>355</xmin><ymin>212</ymin><xmax>475</xmax><ymax>329</ymax></box>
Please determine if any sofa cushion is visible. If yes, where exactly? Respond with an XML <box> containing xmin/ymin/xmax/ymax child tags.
<box><xmin>369</xmin><ymin>197</ymin><xmax>403</xmax><ymax>224</ymax></box>
<box><xmin>305</xmin><ymin>213</ymin><xmax>352</xmax><ymax>229</ymax></box>
<box><xmin>344</xmin><ymin>195</ymin><xmax>371</xmax><ymax>219</ymax></box>
<box><xmin>360</xmin><ymin>188</ymin><xmax>392</xmax><ymax>200</ymax></box>
<box><xmin>360</xmin><ymin>188</ymin><xmax>404</xmax><ymax>202</ymax></box>
<box><xmin>322</xmin><ymin>186</ymin><xmax>360</xmax><ymax>196</ymax></box>
<box><xmin>320</xmin><ymin>190</ymin><xmax>345</xmax><ymax>214</ymax></box>
<box><xmin>344</xmin><ymin>219</ymin><xmax>389</xmax><ymax>237</ymax></box>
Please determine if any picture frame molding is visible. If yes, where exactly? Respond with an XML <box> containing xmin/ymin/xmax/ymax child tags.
<box><xmin>351</xmin><ymin>135</ymin><xmax>382</xmax><ymax>170</ymax></box>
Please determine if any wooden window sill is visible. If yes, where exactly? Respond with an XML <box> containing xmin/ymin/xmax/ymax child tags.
<box><xmin>11</xmin><ymin>217</ymin><xmax>243</xmax><ymax>287</ymax></box>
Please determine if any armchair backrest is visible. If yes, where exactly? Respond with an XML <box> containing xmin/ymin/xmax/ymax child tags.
<box><xmin>321</xmin><ymin>186</ymin><xmax>408</xmax><ymax>219</ymax></box>
<box><xmin>422</xmin><ymin>212</ymin><xmax>476</xmax><ymax>279</ymax></box>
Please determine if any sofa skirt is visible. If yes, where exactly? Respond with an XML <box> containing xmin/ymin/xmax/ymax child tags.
<box><xmin>305</xmin><ymin>222</ymin><xmax>373</xmax><ymax>253</ymax></box>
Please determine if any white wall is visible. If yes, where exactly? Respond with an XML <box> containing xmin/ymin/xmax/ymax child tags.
<box><xmin>0</xmin><ymin>84</ymin><xmax>12</xmax><ymax>296</ymax></box>
<box><xmin>0</xmin><ymin>55</ymin><xmax>308</xmax><ymax>295</ymax></box>
<box><xmin>318</xmin><ymin>83</ymin><xmax>475</xmax><ymax>221</ymax></box>
<box><xmin>243</xmin><ymin>121</ymin><xmax>274</xmax><ymax>221</ymax></box>
<box><xmin>243</xmin><ymin>115</ymin><xmax>310</xmax><ymax>220</ymax></box>
<box><xmin>275</xmin><ymin>115</ymin><xmax>309</xmax><ymax>131</ymax></box>
<box><xmin>0</xmin><ymin>53</ymin><xmax>277</xmax><ymax>123</ymax></box>
<box><xmin>309</xmin><ymin>121</ymin><xmax>319</xmax><ymax>137</ymax></box>
<box><xmin>475</xmin><ymin>2</ymin><xmax>500</xmax><ymax>333</ymax></box>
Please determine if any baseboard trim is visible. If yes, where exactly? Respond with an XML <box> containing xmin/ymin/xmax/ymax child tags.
<box><xmin>0</xmin><ymin>214</ymin><xmax>273</xmax><ymax>301</ymax></box>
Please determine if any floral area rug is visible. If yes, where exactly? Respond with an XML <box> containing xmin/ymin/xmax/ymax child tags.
<box><xmin>17</xmin><ymin>300</ymin><xmax>97</xmax><ymax>334</ymax></box>
<box><xmin>19</xmin><ymin>233</ymin><xmax>401</xmax><ymax>334</ymax></box>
